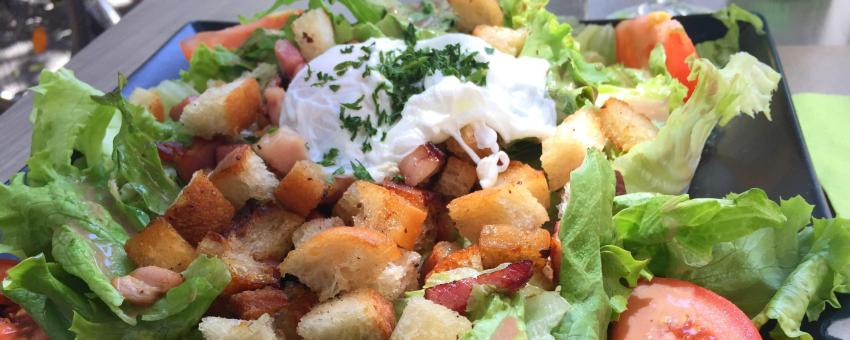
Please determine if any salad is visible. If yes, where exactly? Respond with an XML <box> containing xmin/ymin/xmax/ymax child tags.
<box><xmin>0</xmin><ymin>0</ymin><xmax>846</xmax><ymax>339</ymax></box>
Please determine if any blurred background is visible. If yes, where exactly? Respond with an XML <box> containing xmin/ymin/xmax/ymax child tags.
<box><xmin>1</xmin><ymin>0</ymin><xmax>848</xmax><ymax>114</ymax></box>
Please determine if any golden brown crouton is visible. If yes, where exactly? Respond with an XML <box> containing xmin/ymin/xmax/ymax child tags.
<box><xmin>374</xmin><ymin>251</ymin><xmax>422</xmax><ymax>300</ymax></box>
<box><xmin>199</xmin><ymin>314</ymin><xmax>277</xmax><ymax>340</ymax></box>
<box><xmin>279</xmin><ymin>227</ymin><xmax>403</xmax><ymax>301</ymax></box>
<box><xmin>429</xmin><ymin>245</ymin><xmax>483</xmax><ymax>277</ymax></box>
<box><xmin>292</xmin><ymin>9</ymin><xmax>336</xmax><ymax>60</ymax></box>
<box><xmin>273</xmin><ymin>160</ymin><xmax>329</xmax><ymax>217</ymax></box>
<box><xmin>422</xmin><ymin>241</ymin><xmax>462</xmax><ymax>281</ymax></box>
<box><xmin>297</xmin><ymin>289</ymin><xmax>395</xmax><ymax>340</ymax></box>
<box><xmin>197</xmin><ymin>233</ymin><xmax>278</xmax><ymax>295</ymax></box>
<box><xmin>165</xmin><ymin>171</ymin><xmax>235</xmax><ymax>246</ymax></box>
<box><xmin>448</xmin><ymin>0</ymin><xmax>504</xmax><ymax>33</ymax></box>
<box><xmin>382</xmin><ymin>181</ymin><xmax>449</xmax><ymax>252</ymax></box>
<box><xmin>447</xmin><ymin>184</ymin><xmax>549</xmax><ymax>242</ymax></box>
<box><xmin>128</xmin><ymin>88</ymin><xmax>165</xmax><ymax>122</ymax></box>
<box><xmin>333</xmin><ymin>181</ymin><xmax>427</xmax><ymax>251</ymax></box>
<box><xmin>597</xmin><ymin>98</ymin><xmax>658</xmax><ymax>152</ymax></box>
<box><xmin>445</xmin><ymin>125</ymin><xmax>491</xmax><ymax>161</ymax></box>
<box><xmin>479</xmin><ymin>224</ymin><xmax>551</xmax><ymax>269</ymax></box>
<box><xmin>228</xmin><ymin>202</ymin><xmax>305</xmax><ymax>262</ymax></box>
<box><xmin>209</xmin><ymin>145</ymin><xmax>280</xmax><ymax>208</ymax></box>
<box><xmin>495</xmin><ymin>161</ymin><xmax>550</xmax><ymax>207</ymax></box>
<box><xmin>472</xmin><ymin>25</ymin><xmax>528</xmax><ymax>56</ymax></box>
<box><xmin>433</xmin><ymin>156</ymin><xmax>478</xmax><ymax>198</ymax></box>
<box><xmin>180</xmin><ymin>77</ymin><xmax>262</xmax><ymax>138</ymax></box>
<box><xmin>291</xmin><ymin>217</ymin><xmax>346</xmax><ymax>248</ymax></box>
<box><xmin>230</xmin><ymin>287</ymin><xmax>289</xmax><ymax>321</ymax></box>
<box><xmin>124</xmin><ymin>217</ymin><xmax>197</xmax><ymax>272</ymax></box>
<box><xmin>390</xmin><ymin>297</ymin><xmax>472</xmax><ymax>340</ymax></box>
<box><xmin>541</xmin><ymin>108</ymin><xmax>608</xmax><ymax>191</ymax></box>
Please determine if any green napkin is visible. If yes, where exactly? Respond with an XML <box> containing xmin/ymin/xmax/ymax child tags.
<box><xmin>794</xmin><ymin>93</ymin><xmax>850</xmax><ymax>217</ymax></box>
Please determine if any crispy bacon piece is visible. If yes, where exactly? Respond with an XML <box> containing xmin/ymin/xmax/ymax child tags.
<box><xmin>615</xmin><ymin>170</ymin><xmax>627</xmax><ymax>196</ymax></box>
<box><xmin>424</xmin><ymin>260</ymin><xmax>533</xmax><ymax>313</ymax></box>
<box><xmin>174</xmin><ymin>138</ymin><xmax>222</xmax><ymax>181</ymax></box>
<box><xmin>398</xmin><ymin>143</ymin><xmax>446</xmax><ymax>187</ymax></box>
<box><xmin>253</xmin><ymin>126</ymin><xmax>308</xmax><ymax>176</ymax></box>
<box><xmin>275</xmin><ymin>40</ymin><xmax>306</xmax><ymax>81</ymax></box>
<box><xmin>550</xmin><ymin>221</ymin><xmax>563</xmax><ymax>283</ymax></box>
<box><xmin>169</xmin><ymin>95</ymin><xmax>196</xmax><ymax>122</ymax></box>
<box><xmin>264</xmin><ymin>86</ymin><xmax>286</xmax><ymax>125</ymax></box>
<box><xmin>112</xmin><ymin>266</ymin><xmax>184</xmax><ymax>306</ymax></box>
<box><xmin>215</xmin><ymin>143</ymin><xmax>247</xmax><ymax>164</ymax></box>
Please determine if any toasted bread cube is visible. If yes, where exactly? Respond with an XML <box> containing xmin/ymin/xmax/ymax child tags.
<box><xmin>297</xmin><ymin>289</ymin><xmax>395</xmax><ymax>340</ymax></box>
<box><xmin>495</xmin><ymin>161</ymin><xmax>550</xmax><ymax>207</ymax></box>
<box><xmin>472</xmin><ymin>25</ymin><xmax>528</xmax><ymax>56</ymax></box>
<box><xmin>199</xmin><ymin>314</ymin><xmax>276</xmax><ymax>340</ymax></box>
<box><xmin>382</xmin><ymin>181</ymin><xmax>449</xmax><ymax>252</ymax></box>
<box><xmin>374</xmin><ymin>251</ymin><xmax>422</xmax><ymax>300</ymax></box>
<box><xmin>422</xmin><ymin>241</ymin><xmax>461</xmax><ymax>280</ymax></box>
<box><xmin>333</xmin><ymin>181</ymin><xmax>427</xmax><ymax>251</ymax></box>
<box><xmin>429</xmin><ymin>245</ymin><xmax>482</xmax><ymax>277</ymax></box>
<box><xmin>209</xmin><ymin>145</ymin><xmax>280</xmax><ymax>208</ymax></box>
<box><xmin>128</xmin><ymin>88</ymin><xmax>165</xmax><ymax>122</ymax></box>
<box><xmin>292</xmin><ymin>217</ymin><xmax>345</xmax><ymax>248</ymax></box>
<box><xmin>433</xmin><ymin>156</ymin><xmax>478</xmax><ymax>198</ymax></box>
<box><xmin>230</xmin><ymin>287</ymin><xmax>289</xmax><ymax>321</ymax></box>
<box><xmin>165</xmin><ymin>171</ymin><xmax>235</xmax><ymax>245</ymax></box>
<box><xmin>445</xmin><ymin>125</ymin><xmax>491</xmax><ymax>161</ymax></box>
<box><xmin>273</xmin><ymin>160</ymin><xmax>329</xmax><ymax>217</ymax></box>
<box><xmin>597</xmin><ymin>98</ymin><xmax>658</xmax><ymax>152</ymax></box>
<box><xmin>197</xmin><ymin>234</ymin><xmax>278</xmax><ymax>295</ymax></box>
<box><xmin>479</xmin><ymin>224</ymin><xmax>550</xmax><ymax>269</ymax></box>
<box><xmin>448</xmin><ymin>0</ymin><xmax>504</xmax><ymax>33</ymax></box>
<box><xmin>292</xmin><ymin>9</ymin><xmax>336</xmax><ymax>60</ymax></box>
<box><xmin>124</xmin><ymin>217</ymin><xmax>197</xmax><ymax>272</ymax></box>
<box><xmin>280</xmin><ymin>227</ymin><xmax>403</xmax><ymax>301</ymax></box>
<box><xmin>390</xmin><ymin>297</ymin><xmax>472</xmax><ymax>340</ymax></box>
<box><xmin>229</xmin><ymin>202</ymin><xmax>305</xmax><ymax>262</ymax></box>
<box><xmin>541</xmin><ymin>108</ymin><xmax>607</xmax><ymax>191</ymax></box>
<box><xmin>447</xmin><ymin>184</ymin><xmax>549</xmax><ymax>242</ymax></box>
<box><xmin>180</xmin><ymin>77</ymin><xmax>261</xmax><ymax>138</ymax></box>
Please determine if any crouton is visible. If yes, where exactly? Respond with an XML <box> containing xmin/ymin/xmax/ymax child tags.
<box><xmin>472</xmin><ymin>25</ymin><xmax>528</xmax><ymax>56</ymax></box>
<box><xmin>180</xmin><ymin>77</ymin><xmax>261</xmax><ymax>138</ymax></box>
<box><xmin>333</xmin><ymin>181</ymin><xmax>427</xmax><ymax>251</ymax></box>
<box><xmin>292</xmin><ymin>9</ymin><xmax>336</xmax><ymax>60</ymax></box>
<box><xmin>124</xmin><ymin>217</ymin><xmax>197</xmax><ymax>272</ymax></box>
<box><xmin>422</xmin><ymin>241</ymin><xmax>461</xmax><ymax>281</ymax></box>
<box><xmin>448</xmin><ymin>0</ymin><xmax>504</xmax><ymax>33</ymax></box>
<box><xmin>495</xmin><ymin>161</ymin><xmax>550</xmax><ymax>207</ymax></box>
<box><xmin>445</xmin><ymin>125</ymin><xmax>491</xmax><ymax>161</ymax></box>
<box><xmin>228</xmin><ymin>202</ymin><xmax>304</xmax><ymax>262</ymax></box>
<box><xmin>447</xmin><ymin>184</ymin><xmax>549</xmax><ymax>242</ymax></box>
<box><xmin>479</xmin><ymin>224</ymin><xmax>550</xmax><ymax>269</ymax></box>
<box><xmin>165</xmin><ymin>171</ymin><xmax>235</xmax><ymax>245</ymax></box>
<box><xmin>199</xmin><ymin>314</ymin><xmax>277</xmax><ymax>340</ymax></box>
<box><xmin>291</xmin><ymin>217</ymin><xmax>345</xmax><ymax>248</ymax></box>
<box><xmin>297</xmin><ymin>289</ymin><xmax>395</xmax><ymax>340</ymax></box>
<box><xmin>540</xmin><ymin>108</ymin><xmax>607</xmax><ymax>191</ymax></box>
<box><xmin>382</xmin><ymin>181</ymin><xmax>449</xmax><ymax>252</ymax></box>
<box><xmin>279</xmin><ymin>227</ymin><xmax>403</xmax><ymax>301</ymax></box>
<box><xmin>209</xmin><ymin>145</ymin><xmax>280</xmax><ymax>208</ymax></box>
<box><xmin>273</xmin><ymin>160</ymin><xmax>329</xmax><ymax>217</ymax></box>
<box><xmin>230</xmin><ymin>287</ymin><xmax>289</xmax><ymax>321</ymax></box>
<box><xmin>433</xmin><ymin>156</ymin><xmax>478</xmax><ymax>198</ymax></box>
<box><xmin>374</xmin><ymin>251</ymin><xmax>422</xmax><ymax>300</ymax></box>
<box><xmin>197</xmin><ymin>233</ymin><xmax>278</xmax><ymax>295</ymax></box>
<box><xmin>597</xmin><ymin>98</ymin><xmax>658</xmax><ymax>152</ymax></box>
<box><xmin>128</xmin><ymin>88</ymin><xmax>165</xmax><ymax>122</ymax></box>
<box><xmin>390</xmin><ymin>297</ymin><xmax>472</xmax><ymax>340</ymax></box>
<box><xmin>429</xmin><ymin>245</ymin><xmax>482</xmax><ymax>276</ymax></box>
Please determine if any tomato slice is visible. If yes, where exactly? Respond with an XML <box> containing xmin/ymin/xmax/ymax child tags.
<box><xmin>615</xmin><ymin>12</ymin><xmax>698</xmax><ymax>97</ymax></box>
<box><xmin>612</xmin><ymin>277</ymin><xmax>761</xmax><ymax>340</ymax></box>
<box><xmin>179</xmin><ymin>11</ymin><xmax>299</xmax><ymax>60</ymax></box>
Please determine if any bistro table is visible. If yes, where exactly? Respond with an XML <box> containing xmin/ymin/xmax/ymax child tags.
<box><xmin>1</xmin><ymin>0</ymin><xmax>848</xmax><ymax>181</ymax></box>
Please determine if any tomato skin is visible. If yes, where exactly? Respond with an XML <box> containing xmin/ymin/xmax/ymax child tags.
<box><xmin>615</xmin><ymin>12</ymin><xmax>698</xmax><ymax>97</ymax></box>
<box><xmin>0</xmin><ymin>259</ymin><xmax>19</xmax><ymax>309</ymax></box>
<box><xmin>612</xmin><ymin>277</ymin><xmax>761</xmax><ymax>340</ymax></box>
<box><xmin>180</xmin><ymin>10</ymin><xmax>300</xmax><ymax>60</ymax></box>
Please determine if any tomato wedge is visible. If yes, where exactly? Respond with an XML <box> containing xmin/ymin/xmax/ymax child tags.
<box><xmin>615</xmin><ymin>12</ymin><xmax>698</xmax><ymax>97</ymax></box>
<box><xmin>180</xmin><ymin>10</ymin><xmax>299</xmax><ymax>60</ymax></box>
<box><xmin>612</xmin><ymin>277</ymin><xmax>761</xmax><ymax>340</ymax></box>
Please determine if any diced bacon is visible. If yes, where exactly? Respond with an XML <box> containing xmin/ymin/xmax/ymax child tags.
<box><xmin>398</xmin><ymin>143</ymin><xmax>446</xmax><ymax>187</ymax></box>
<box><xmin>169</xmin><ymin>95</ymin><xmax>196</xmax><ymax>122</ymax></box>
<box><xmin>216</xmin><ymin>143</ymin><xmax>247</xmax><ymax>164</ymax></box>
<box><xmin>264</xmin><ymin>86</ymin><xmax>286</xmax><ymax>125</ymax></box>
<box><xmin>424</xmin><ymin>260</ymin><xmax>533</xmax><ymax>313</ymax></box>
<box><xmin>171</xmin><ymin>138</ymin><xmax>224</xmax><ymax>181</ymax></box>
<box><xmin>615</xmin><ymin>170</ymin><xmax>626</xmax><ymax>196</ymax></box>
<box><xmin>112</xmin><ymin>266</ymin><xmax>184</xmax><ymax>306</ymax></box>
<box><xmin>253</xmin><ymin>126</ymin><xmax>308</xmax><ymax>176</ymax></box>
<box><xmin>275</xmin><ymin>40</ymin><xmax>306</xmax><ymax>81</ymax></box>
<box><xmin>157</xmin><ymin>141</ymin><xmax>183</xmax><ymax>164</ymax></box>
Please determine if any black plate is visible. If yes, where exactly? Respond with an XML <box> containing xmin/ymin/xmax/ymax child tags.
<box><xmin>48</xmin><ymin>13</ymin><xmax>849</xmax><ymax>339</ymax></box>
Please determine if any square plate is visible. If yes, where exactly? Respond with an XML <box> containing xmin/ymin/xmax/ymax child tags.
<box><xmin>53</xmin><ymin>13</ymin><xmax>849</xmax><ymax>339</ymax></box>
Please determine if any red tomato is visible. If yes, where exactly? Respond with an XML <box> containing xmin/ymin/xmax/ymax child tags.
<box><xmin>0</xmin><ymin>259</ymin><xmax>19</xmax><ymax>309</ymax></box>
<box><xmin>180</xmin><ymin>10</ymin><xmax>300</xmax><ymax>60</ymax></box>
<box><xmin>612</xmin><ymin>277</ymin><xmax>761</xmax><ymax>340</ymax></box>
<box><xmin>615</xmin><ymin>12</ymin><xmax>698</xmax><ymax>97</ymax></box>
<box><xmin>0</xmin><ymin>319</ymin><xmax>19</xmax><ymax>340</ymax></box>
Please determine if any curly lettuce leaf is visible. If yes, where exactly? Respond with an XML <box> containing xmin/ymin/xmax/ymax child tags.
<box><xmin>695</xmin><ymin>4</ymin><xmax>764</xmax><ymax>66</ymax></box>
<box><xmin>180</xmin><ymin>44</ymin><xmax>248</xmax><ymax>92</ymax></box>
<box><xmin>614</xmin><ymin>53</ymin><xmax>780</xmax><ymax>194</ymax></box>
<box><xmin>463</xmin><ymin>286</ymin><xmax>528</xmax><ymax>340</ymax></box>
<box><xmin>574</xmin><ymin>24</ymin><xmax>616</xmax><ymax>66</ymax></box>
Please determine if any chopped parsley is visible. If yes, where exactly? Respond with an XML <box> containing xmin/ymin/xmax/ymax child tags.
<box><xmin>341</xmin><ymin>95</ymin><xmax>365</xmax><ymax>110</ymax></box>
<box><xmin>327</xmin><ymin>166</ymin><xmax>345</xmax><ymax>184</ymax></box>
<box><xmin>303</xmin><ymin>64</ymin><xmax>313</xmax><ymax>81</ymax></box>
<box><xmin>485</xmin><ymin>47</ymin><xmax>495</xmax><ymax>55</ymax></box>
<box><xmin>392</xmin><ymin>174</ymin><xmax>405</xmax><ymax>183</ymax></box>
<box><xmin>351</xmin><ymin>160</ymin><xmax>374</xmax><ymax>181</ymax></box>
<box><xmin>340</xmin><ymin>45</ymin><xmax>355</xmax><ymax>54</ymax></box>
<box><xmin>318</xmin><ymin>148</ymin><xmax>340</xmax><ymax>166</ymax></box>
<box><xmin>312</xmin><ymin>71</ymin><xmax>335</xmax><ymax>87</ymax></box>
<box><xmin>329</xmin><ymin>84</ymin><xmax>341</xmax><ymax>92</ymax></box>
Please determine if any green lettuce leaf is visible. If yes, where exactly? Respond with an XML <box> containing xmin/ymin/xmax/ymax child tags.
<box><xmin>614</xmin><ymin>53</ymin><xmax>781</xmax><ymax>194</ymax></box>
<box><xmin>601</xmin><ymin>245</ymin><xmax>651</xmax><ymax>316</ymax></box>
<box><xmin>596</xmin><ymin>73</ymin><xmax>687</xmax><ymax>124</ymax></box>
<box><xmin>180</xmin><ymin>45</ymin><xmax>248</xmax><ymax>92</ymax></box>
<box><xmin>464</xmin><ymin>286</ymin><xmax>528</xmax><ymax>340</ymax></box>
<box><xmin>574</xmin><ymin>24</ymin><xmax>615</xmax><ymax>66</ymax></box>
<box><xmin>498</xmin><ymin>0</ymin><xmax>547</xmax><ymax>29</ymax></box>
<box><xmin>238</xmin><ymin>0</ymin><xmax>297</xmax><ymax>23</ymax></box>
<box><xmin>150</xmin><ymin>80</ymin><xmax>198</xmax><ymax>115</ymax></box>
<box><xmin>522</xmin><ymin>286</ymin><xmax>570</xmax><ymax>340</ymax></box>
<box><xmin>695</xmin><ymin>4</ymin><xmax>764</xmax><ymax>66</ymax></box>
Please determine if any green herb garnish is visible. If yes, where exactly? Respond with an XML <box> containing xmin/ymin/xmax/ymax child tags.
<box><xmin>329</xmin><ymin>84</ymin><xmax>341</xmax><ymax>92</ymax></box>
<box><xmin>351</xmin><ymin>160</ymin><xmax>374</xmax><ymax>181</ymax></box>
<box><xmin>318</xmin><ymin>148</ymin><xmax>340</xmax><ymax>166</ymax></box>
<box><xmin>340</xmin><ymin>45</ymin><xmax>355</xmax><ymax>54</ymax></box>
<box><xmin>485</xmin><ymin>47</ymin><xmax>495</xmax><ymax>55</ymax></box>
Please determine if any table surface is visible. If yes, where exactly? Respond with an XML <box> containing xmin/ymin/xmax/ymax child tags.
<box><xmin>1</xmin><ymin>0</ymin><xmax>848</xmax><ymax>181</ymax></box>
